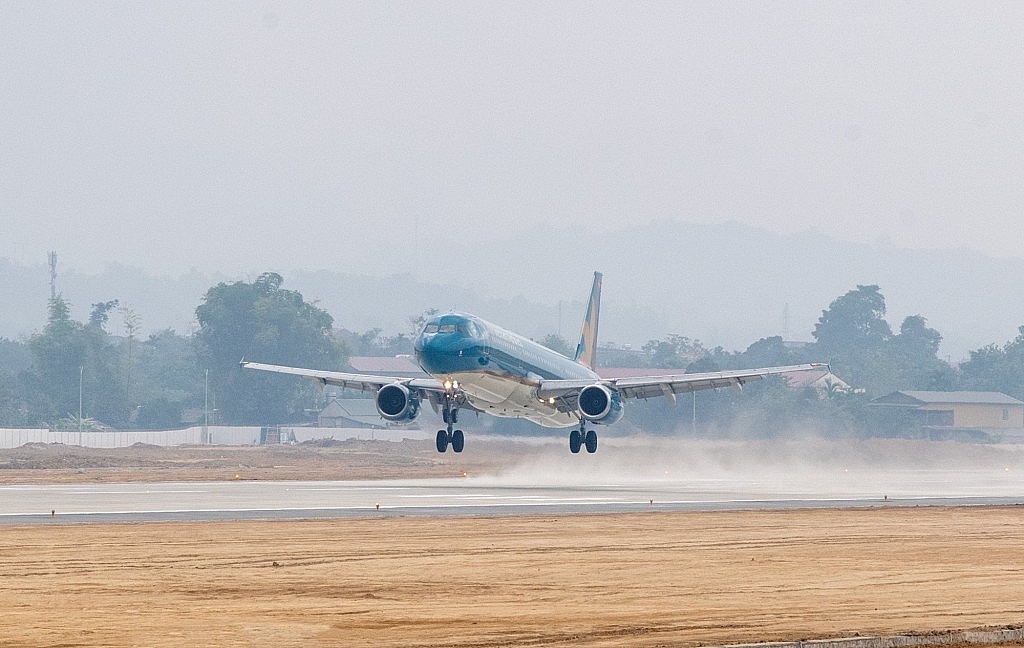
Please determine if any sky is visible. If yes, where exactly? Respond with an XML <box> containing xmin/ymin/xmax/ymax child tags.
<box><xmin>3</xmin><ymin>1</ymin><xmax>1024</xmax><ymax>277</ymax></box>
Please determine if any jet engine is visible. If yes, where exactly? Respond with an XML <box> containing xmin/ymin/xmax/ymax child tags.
<box><xmin>577</xmin><ymin>384</ymin><xmax>624</xmax><ymax>424</ymax></box>
<box><xmin>375</xmin><ymin>383</ymin><xmax>420</xmax><ymax>422</ymax></box>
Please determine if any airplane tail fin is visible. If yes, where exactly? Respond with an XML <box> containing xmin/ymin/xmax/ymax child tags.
<box><xmin>574</xmin><ymin>272</ymin><xmax>603</xmax><ymax>370</ymax></box>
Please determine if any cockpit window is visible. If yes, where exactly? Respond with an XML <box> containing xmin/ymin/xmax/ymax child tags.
<box><xmin>423</xmin><ymin>323</ymin><xmax>439</xmax><ymax>334</ymax></box>
<box><xmin>438</xmin><ymin>323</ymin><xmax>458</xmax><ymax>334</ymax></box>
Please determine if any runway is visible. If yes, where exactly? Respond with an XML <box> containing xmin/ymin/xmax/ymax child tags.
<box><xmin>2</xmin><ymin>465</ymin><xmax>1023</xmax><ymax>524</ymax></box>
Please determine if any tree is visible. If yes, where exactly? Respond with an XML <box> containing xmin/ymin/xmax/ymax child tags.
<box><xmin>813</xmin><ymin>285</ymin><xmax>891</xmax><ymax>356</ymax></box>
<box><xmin>959</xmin><ymin>326</ymin><xmax>1024</xmax><ymax>400</ymax></box>
<box><xmin>194</xmin><ymin>273</ymin><xmax>344</xmax><ymax>424</ymax></box>
<box><xmin>408</xmin><ymin>308</ymin><xmax>439</xmax><ymax>336</ymax></box>
<box><xmin>120</xmin><ymin>303</ymin><xmax>141</xmax><ymax>404</ymax></box>
<box><xmin>24</xmin><ymin>296</ymin><xmax>126</xmax><ymax>426</ymax></box>
<box><xmin>131</xmin><ymin>329</ymin><xmax>203</xmax><ymax>429</ymax></box>
<box><xmin>812</xmin><ymin>285</ymin><xmax>893</xmax><ymax>393</ymax></box>
<box><xmin>734</xmin><ymin>336</ymin><xmax>797</xmax><ymax>369</ymax></box>
<box><xmin>89</xmin><ymin>300</ymin><xmax>119</xmax><ymax>330</ymax></box>
<box><xmin>539</xmin><ymin>334</ymin><xmax>573</xmax><ymax>358</ymax></box>
<box><xmin>0</xmin><ymin>338</ymin><xmax>31</xmax><ymax>426</ymax></box>
<box><xmin>643</xmin><ymin>334</ymin><xmax>707</xmax><ymax>369</ymax></box>
<box><xmin>888</xmin><ymin>315</ymin><xmax>955</xmax><ymax>392</ymax></box>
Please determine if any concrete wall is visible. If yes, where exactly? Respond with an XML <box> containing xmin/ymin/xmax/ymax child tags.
<box><xmin>0</xmin><ymin>426</ymin><xmax>429</xmax><ymax>449</ymax></box>
<box><xmin>0</xmin><ymin>426</ymin><xmax>259</xmax><ymax>449</ymax></box>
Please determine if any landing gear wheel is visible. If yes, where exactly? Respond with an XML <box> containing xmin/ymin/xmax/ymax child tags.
<box><xmin>585</xmin><ymin>429</ymin><xmax>598</xmax><ymax>454</ymax></box>
<box><xmin>436</xmin><ymin>429</ymin><xmax>450</xmax><ymax>453</ymax></box>
<box><xmin>452</xmin><ymin>429</ymin><xmax>465</xmax><ymax>453</ymax></box>
<box><xmin>569</xmin><ymin>429</ymin><xmax>582</xmax><ymax>454</ymax></box>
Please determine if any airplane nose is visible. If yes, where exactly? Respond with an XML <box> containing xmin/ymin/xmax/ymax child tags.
<box><xmin>416</xmin><ymin>331</ymin><xmax>477</xmax><ymax>374</ymax></box>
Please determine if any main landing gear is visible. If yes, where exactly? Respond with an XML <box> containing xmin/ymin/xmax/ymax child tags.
<box><xmin>435</xmin><ymin>400</ymin><xmax>464</xmax><ymax>453</ymax></box>
<box><xmin>569</xmin><ymin>422</ymin><xmax>598</xmax><ymax>454</ymax></box>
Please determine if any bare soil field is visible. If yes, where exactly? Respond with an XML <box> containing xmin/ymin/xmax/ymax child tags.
<box><xmin>1</xmin><ymin>507</ymin><xmax>1023</xmax><ymax>648</ymax></box>
<box><xmin>1</xmin><ymin>439</ymin><xmax>1023</xmax><ymax>647</ymax></box>
<box><xmin>0</xmin><ymin>438</ymin><xmax>537</xmax><ymax>483</ymax></box>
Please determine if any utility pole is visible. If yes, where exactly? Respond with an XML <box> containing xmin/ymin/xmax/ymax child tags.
<box><xmin>121</xmin><ymin>305</ymin><xmax>140</xmax><ymax>404</ymax></box>
<box><xmin>78</xmin><ymin>365</ymin><xmax>83</xmax><ymax>446</ymax></box>
<box><xmin>203</xmin><ymin>369</ymin><xmax>209</xmax><ymax>445</ymax></box>
<box><xmin>48</xmin><ymin>251</ymin><xmax>57</xmax><ymax>301</ymax></box>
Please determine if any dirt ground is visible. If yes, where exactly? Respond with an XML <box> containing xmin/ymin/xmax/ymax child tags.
<box><xmin>1</xmin><ymin>507</ymin><xmax>1023</xmax><ymax>648</ymax></box>
<box><xmin>1</xmin><ymin>440</ymin><xmax>1023</xmax><ymax>647</ymax></box>
<box><xmin>0</xmin><ymin>438</ymin><xmax>538</xmax><ymax>483</ymax></box>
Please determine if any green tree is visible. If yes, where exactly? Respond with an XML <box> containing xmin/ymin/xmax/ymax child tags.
<box><xmin>195</xmin><ymin>273</ymin><xmax>344</xmax><ymax>424</ymax></box>
<box><xmin>959</xmin><ymin>326</ymin><xmax>1024</xmax><ymax>400</ymax></box>
<box><xmin>643</xmin><ymin>334</ymin><xmax>707</xmax><ymax>370</ymax></box>
<box><xmin>812</xmin><ymin>285</ymin><xmax>893</xmax><ymax>393</ymax></box>
<box><xmin>538</xmin><ymin>334</ymin><xmax>573</xmax><ymax>358</ymax></box>
<box><xmin>887</xmin><ymin>315</ymin><xmax>955</xmax><ymax>392</ymax></box>
<box><xmin>813</xmin><ymin>285</ymin><xmax>891</xmax><ymax>356</ymax></box>
<box><xmin>131</xmin><ymin>329</ymin><xmax>203</xmax><ymax>429</ymax></box>
<box><xmin>734</xmin><ymin>336</ymin><xmax>798</xmax><ymax>369</ymax></box>
<box><xmin>89</xmin><ymin>300</ymin><xmax>119</xmax><ymax>330</ymax></box>
<box><xmin>24</xmin><ymin>296</ymin><xmax>126</xmax><ymax>426</ymax></box>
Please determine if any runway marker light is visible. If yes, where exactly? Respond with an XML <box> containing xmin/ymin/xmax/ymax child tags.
<box><xmin>234</xmin><ymin>474</ymin><xmax>240</xmax><ymax>480</ymax></box>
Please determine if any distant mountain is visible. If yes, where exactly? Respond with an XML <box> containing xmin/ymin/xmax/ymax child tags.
<box><xmin>3</xmin><ymin>221</ymin><xmax>1023</xmax><ymax>360</ymax></box>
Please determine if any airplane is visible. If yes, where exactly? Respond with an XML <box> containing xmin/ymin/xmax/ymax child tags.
<box><xmin>241</xmin><ymin>272</ymin><xmax>827</xmax><ymax>454</ymax></box>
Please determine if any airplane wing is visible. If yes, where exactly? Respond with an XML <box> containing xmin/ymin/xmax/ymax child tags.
<box><xmin>239</xmin><ymin>361</ymin><xmax>445</xmax><ymax>393</ymax></box>
<box><xmin>537</xmin><ymin>363</ymin><xmax>830</xmax><ymax>402</ymax></box>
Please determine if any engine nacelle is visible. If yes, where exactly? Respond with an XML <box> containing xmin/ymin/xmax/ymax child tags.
<box><xmin>375</xmin><ymin>383</ymin><xmax>420</xmax><ymax>422</ymax></box>
<box><xmin>577</xmin><ymin>384</ymin><xmax>624</xmax><ymax>425</ymax></box>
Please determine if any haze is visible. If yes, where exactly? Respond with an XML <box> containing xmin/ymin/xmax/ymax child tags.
<box><xmin>3</xmin><ymin>2</ymin><xmax>1024</xmax><ymax>358</ymax></box>
<box><xmin>4</xmin><ymin>2</ymin><xmax>1024</xmax><ymax>268</ymax></box>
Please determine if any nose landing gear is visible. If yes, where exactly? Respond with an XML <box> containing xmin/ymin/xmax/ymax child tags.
<box><xmin>435</xmin><ymin>391</ymin><xmax>464</xmax><ymax>453</ymax></box>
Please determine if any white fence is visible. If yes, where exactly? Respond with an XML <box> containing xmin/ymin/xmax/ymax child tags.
<box><xmin>0</xmin><ymin>426</ymin><xmax>429</xmax><ymax>449</ymax></box>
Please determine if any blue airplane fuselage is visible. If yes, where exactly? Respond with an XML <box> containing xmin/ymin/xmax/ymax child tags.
<box><xmin>414</xmin><ymin>312</ymin><xmax>613</xmax><ymax>427</ymax></box>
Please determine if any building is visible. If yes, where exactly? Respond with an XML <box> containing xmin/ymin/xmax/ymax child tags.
<box><xmin>346</xmin><ymin>355</ymin><xmax>426</xmax><ymax>378</ymax></box>
<box><xmin>317</xmin><ymin>356</ymin><xmax>428</xmax><ymax>428</ymax></box>
<box><xmin>871</xmin><ymin>390</ymin><xmax>1024</xmax><ymax>441</ymax></box>
<box><xmin>318</xmin><ymin>398</ymin><xmax>393</xmax><ymax>428</ymax></box>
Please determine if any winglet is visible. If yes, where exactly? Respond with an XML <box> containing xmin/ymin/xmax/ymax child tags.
<box><xmin>574</xmin><ymin>272</ymin><xmax>603</xmax><ymax>370</ymax></box>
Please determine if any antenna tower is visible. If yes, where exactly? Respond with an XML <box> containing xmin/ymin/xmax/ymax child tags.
<box><xmin>48</xmin><ymin>251</ymin><xmax>57</xmax><ymax>301</ymax></box>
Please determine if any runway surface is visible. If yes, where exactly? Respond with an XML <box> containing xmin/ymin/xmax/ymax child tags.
<box><xmin>2</xmin><ymin>465</ymin><xmax>1023</xmax><ymax>524</ymax></box>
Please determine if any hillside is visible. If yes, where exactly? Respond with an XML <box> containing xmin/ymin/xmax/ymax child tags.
<box><xmin>4</xmin><ymin>221</ymin><xmax>1024</xmax><ymax>359</ymax></box>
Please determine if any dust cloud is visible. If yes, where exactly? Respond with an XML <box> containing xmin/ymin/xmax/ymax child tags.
<box><xmin>473</xmin><ymin>435</ymin><xmax>1024</xmax><ymax>501</ymax></box>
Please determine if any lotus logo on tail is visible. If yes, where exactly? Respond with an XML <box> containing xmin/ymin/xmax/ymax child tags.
<box><xmin>574</xmin><ymin>272</ymin><xmax>602</xmax><ymax>370</ymax></box>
